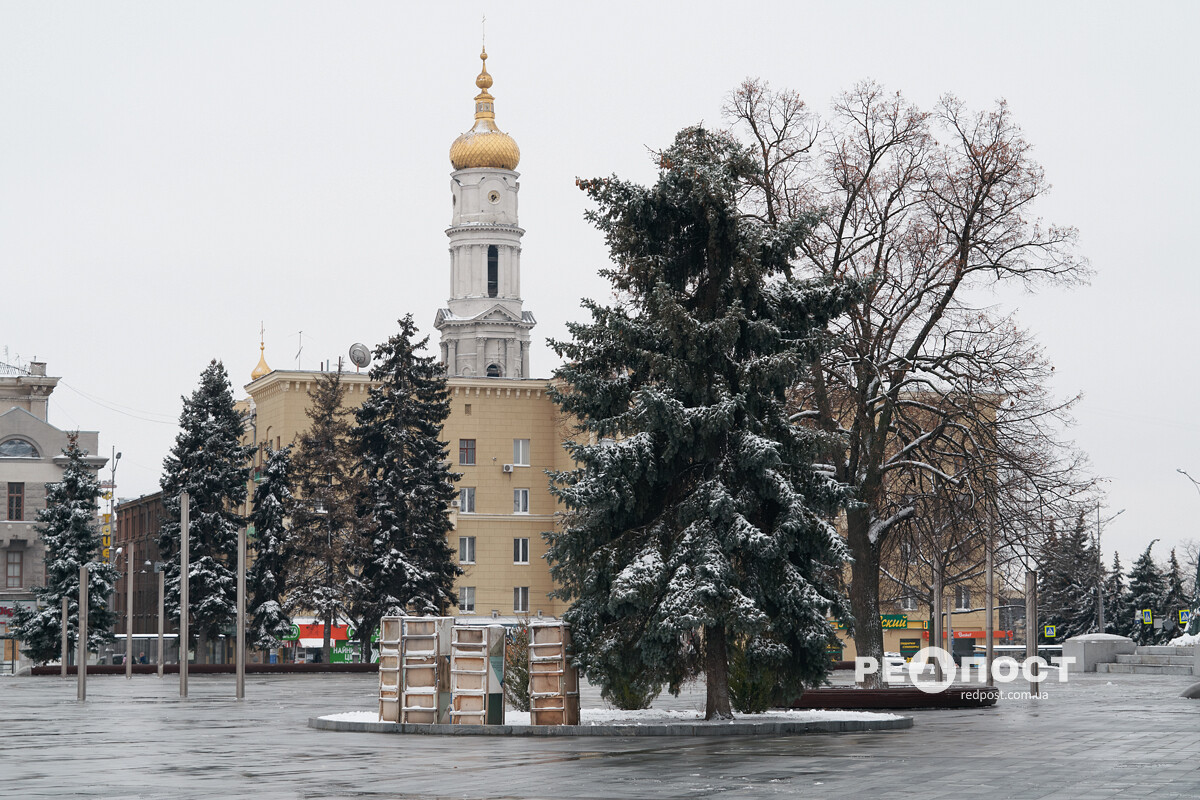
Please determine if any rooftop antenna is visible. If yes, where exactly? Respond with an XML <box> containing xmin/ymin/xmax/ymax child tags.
<box><xmin>295</xmin><ymin>330</ymin><xmax>304</xmax><ymax>370</ymax></box>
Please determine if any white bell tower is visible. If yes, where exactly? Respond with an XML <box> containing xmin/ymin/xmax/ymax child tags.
<box><xmin>434</xmin><ymin>48</ymin><xmax>534</xmax><ymax>379</ymax></box>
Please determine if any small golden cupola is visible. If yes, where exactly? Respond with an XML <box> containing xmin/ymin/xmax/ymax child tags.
<box><xmin>251</xmin><ymin>331</ymin><xmax>271</xmax><ymax>381</ymax></box>
<box><xmin>449</xmin><ymin>47</ymin><xmax>520</xmax><ymax>171</ymax></box>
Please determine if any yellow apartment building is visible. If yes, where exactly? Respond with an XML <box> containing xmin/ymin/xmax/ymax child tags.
<box><xmin>242</xmin><ymin>369</ymin><xmax>572</xmax><ymax>620</ymax></box>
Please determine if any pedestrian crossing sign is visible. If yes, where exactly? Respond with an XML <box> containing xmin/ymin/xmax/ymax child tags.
<box><xmin>1141</xmin><ymin>609</ymin><xmax>1153</xmax><ymax>625</ymax></box>
<box><xmin>1181</xmin><ymin>610</ymin><xmax>1193</xmax><ymax>625</ymax></box>
<box><xmin>1043</xmin><ymin>624</ymin><xmax>1056</xmax><ymax>638</ymax></box>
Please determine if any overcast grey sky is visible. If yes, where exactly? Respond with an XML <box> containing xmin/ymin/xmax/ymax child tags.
<box><xmin>2</xmin><ymin>1</ymin><xmax>1197</xmax><ymax>568</ymax></box>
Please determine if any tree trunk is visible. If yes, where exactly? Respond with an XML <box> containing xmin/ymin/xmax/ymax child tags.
<box><xmin>847</xmin><ymin>507</ymin><xmax>884</xmax><ymax>688</ymax></box>
<box><xmin>324</xmin><ymin>609</ymin><xmax>333</xmax><ymax>666</ymax></box>
<box><xmin>704</xmin><ymin>625</ymin><xmax>733</xmax><ymax>720</ymax></box>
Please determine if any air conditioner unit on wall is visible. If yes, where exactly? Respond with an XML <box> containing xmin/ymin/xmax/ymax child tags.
<box><xmin>502</xmin><ymin>464</ymin><xmax>514</xmax><ymax>473</ymax></box>
<box><xmin>450</xmin><ymin>499</ymin><xmax>460</xmax><ymax>508</ymax></box>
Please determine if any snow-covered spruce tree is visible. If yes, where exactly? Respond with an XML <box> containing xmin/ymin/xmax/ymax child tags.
<box><xmin>1102</xmin><ymin>551</ymin><xmax>1132</xmax><ymax>637</ymax></box>
<box><xmin>1037</xmin><ymin>512</ymin><xmax>1099</xmax><ymax>641</ymax></box>
<box><xmin>247</xmin><ymin>446</ymin><xmax>295</xmax><ymax>649</ymax></box>
<box><xmin>158</xmin><ymin>360</ymin><xmax>252</xmax><ymax>663</ymax></box>
<box><xmin>1126</xmin><ymin>541</ymin><xmax>1167</xmax><ymax>645</ymax></box>
<box><xmin>547</xmin><ymin>127</ymin><xmax>855</xmax><ymax>720</ymax></box>
<box><xmin>351</xmin><ymin>315</ymin><xmax>460</xmax><ymax>652</ymax></box>
<box><xmin>1162</xmin><ymin>548</ymin><xmax>1188</xmax><ymax>638</ymax></box>
<box><xmin>290</xmin><ymin>370</ymin><xmax>365</xmax><ymax>663</ymax></box>
<box><xmin>11</xmin><ymin>435</ymin><xmax>119</xmax><ymax>663</ymax></box>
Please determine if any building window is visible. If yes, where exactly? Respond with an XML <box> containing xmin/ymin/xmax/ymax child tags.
<box><xmin>900</xmin><ymin>596</ymin><xmax>918</xmax><ymax>611</ymax></box>
<box><xmin>7</xmin><ymin>483</ymin><xmax>23</xmax><ymax>521</ymax></box>
<box><xmin>464</xmin><ymin>404</ymin><xmax>472</xmax><ymax>416</ymax></box>
<box><xmin>459</xmin><ymin>439</ymin><xmax>476</xmax><ymax>465</ymax></box>
<box><xmin>459</xmin><ymin>487</ymin><xmax>475</xmax><ymax>514</ymax></box>
<box><xmin>513</xmin><ymin>439</ymin><xmax>530</xmax><ymax>466</ymax></box>
<box><xmin>459</xmin><ymin>536</ymin><xmax>476</xmax><ymax>565</ymax></box>
<box><xmin>0</xmin><ymin>439</ymin><xmax>39</xmax><ymax>458</ymax></box>
<box><xmin>514</xmin><ymin>537</ymin><xmax>529</xmax><ymax>564</ymax></box>
<box><xmin>487</xmin><ymin>245</ymin><xmax>499</xmax><ymax>297</ymax></box>
<box><xmin>513</xmin><ymin>489</ymin><xmax>529</xmax><ymax>514</ymax></box>
<box><xmin>6</xmin><ymin>551</ymin><xmax>21</xmax><ymax>588</ymax></box>
<box><xmin>514</xmin><ymin>586</ymin><xmax>529</xmax><ymax>613</ymax></box>
<box><xmin>459</xmin><ymin>586</ymin><xmax>476</xmax><ymax>614</ymax></box>
<box><xmin>955</xmin><ymin>586</ymin><xmax>971</xmax><ymax>610</ymax></box>
<box><xmin>487</xmin><ymin>363</ymin><xmax>502</xmax><ymax>378</ymax></box>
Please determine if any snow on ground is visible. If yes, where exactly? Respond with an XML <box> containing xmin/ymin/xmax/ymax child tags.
<box><xmin>1167</xmin><ymin>632</ymin><xmax>1199</xmax><ymax>647</ymax></box>
<box><xmin>320</xmin><ymin>707</ymin><xmax>901</xmax><ymax>725</ymax></box>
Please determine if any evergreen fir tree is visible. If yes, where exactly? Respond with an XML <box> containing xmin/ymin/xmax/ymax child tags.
<box><xmin>247</xmin><ymin>445</ymin><xmax>295</xmax><ymax>649</ymax></box>
<box><xmin>1037</xmin><ymin>512</ymin><xmax>1099</xmax><ymax>641</ymax></box>
<box><xmin>547</xmin><ymin>127</ymin><xmax>854</xmax><ymax>719</ymax></box>
<box><xmin>11</xmin><ymin>436</ymin><xmax>119</xmax><ymax>663</ymax></box>
<box><xmin>1126</xmin><ymin>541</ymin><xmax>1166</xmax><ymax>645</ymax></box>
<box><xmin>1162</xmin><ymin>548</ymin><xmax>1187</xmax><ymax>638</ymax></box>
<box><xmin>158</xmin><ymin>360</ymin><xmax>253</xmax><ymax>663</ymax></box>
<box><xmin>1102</xmin><ymin>551</ymin><xmax>1131</xmax><ymax>637</ymax></box>
<box><xmin>290</xmin><ymin>370</ymin><xmax>365</xmax><ymax>663</ymax></box>
<box><xmin>351</xmin><ymin>315</ymin><xmax>460</xmax><ymax>656</ymax></box>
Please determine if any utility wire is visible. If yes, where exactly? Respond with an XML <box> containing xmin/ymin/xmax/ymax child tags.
<box><xmin>57</xmin><ymin>381</ymin><xmax>177</xmax><ymax>426</ymax></box>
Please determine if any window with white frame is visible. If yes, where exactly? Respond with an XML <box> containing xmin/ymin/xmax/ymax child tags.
<box><xmin>459</xmin><ymin>536</ymin><xmax>476</xmax><ymax>565</ymax></box>
<box><xmin>513</xmin><ymin>438</ymin><xmax>530</xmax><ymax>466</ymax></box>
<box><xmin>459</xmin><ymin>586</ymin><xmax>476</xmax><ymax>613</ymax></box>
<box><xmin>459</xmin><ymin>487</ymin><xmax>475</xmax><ymax>513</ymax></box>
<box><xmin>513</xmin><ymin>537</ymin><xmax>529</xmax><ymax>564</ymax></box>
<box><xmin>955</xmin><ymin>586</ymin><xmax>971</xmax><ymax>610</ymax></box>
<box><xmin>900</xmin><ymin>595</ymin><xmax>918</xmax><ymax>611</ymax></box>
<box><xmin>514</xmin><ymin>586</ymin><xmax>529</xmax><ymax>613</ymax></box>
<box><xmin>513</xmin><ymin>488</ymin><xmax>529</xmax><ymax>514</ymax></box>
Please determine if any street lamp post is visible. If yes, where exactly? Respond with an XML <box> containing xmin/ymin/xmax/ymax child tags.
<box><xmin>1096</xmin><ymin>506</ymin><xmax>1125</xmax><ymax>632</ymax></box>
<box><xmin>1176</xmin><ymin>469</ymin><xmax>1200</xmax><ymax>634</ymax></box>
<box><xmin>152</xmin><ymin>561</ymin><xmax>166</xmax><ymax>678</ymax></box>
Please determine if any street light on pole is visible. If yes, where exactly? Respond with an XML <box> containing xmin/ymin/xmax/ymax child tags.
<box><xmin>1096</xmin><ymin>506</ymin><xmax>1125</xmax><ymax>632</ymax></box>
<box><xmin>1176</xmin><ymin>469</ymin><xmax>1200</xmax><ymax>634</ymax></box>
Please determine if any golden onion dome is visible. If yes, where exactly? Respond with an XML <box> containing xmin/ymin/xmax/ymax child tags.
<box><xmin>449</xmin><ymin>48</ymin><xmax>520</xmax><ymax>171</ymax></box>
<box><xmin>251</xmin><ymin>340</ymin><xmax>271</xmax><ymax>381</ymax></box>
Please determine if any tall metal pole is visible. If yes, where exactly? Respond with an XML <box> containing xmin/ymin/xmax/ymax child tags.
<box><xmin>945</xmin><ymin>592</ymin><xmax>954</xmax><ymax>662</ymax></box>
<box><xmin>236</xmin><ymin>525</ymin><xmax>246</xmax><ymax>700</ymax></box>
<box><xmin>985</xmin><ymin>527</ymin><xmax>995</xmax><ymax>686</ymax></box>
<box><xmin>1025</xmin><ymin>570</ymin><xmax>1038</xmax><ymax>686</ymax></box>
<box><xmin>77</xmin><ymin>563</ymin><xmax>88</xmax><ymax>701</ymax></box>
<box><xmin>126</xmin><ymin>549</ymin><xmax>134</xmax><ymax>678</ymax></box>
<box><xmin>1096</xmin><ymin>503</ymin><xmax>1105</xmax><ymax>632</ymax></box>
<box><xmin>179</xmin><ymin>491</ymin><xmax>189</xmax><ymax>698</ymax></box>
<box><xmin>157</xmin><ymin>565</ymin><xmax>165</xmax><ymax>678</ymax></box>
<box><xmin>931</xmin><ymin>569</ymin><xmax>943</xmax><ymax>681</ymax></box>
<box><xmin>60</xmin><ymin>596</ymin><xmax>68</xmax><ymax>678</ymax></box>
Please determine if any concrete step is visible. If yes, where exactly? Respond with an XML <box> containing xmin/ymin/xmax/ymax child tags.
<box><xmin>1115</xmin><ymin>654</ymin><xmax>1195</xmax><ymax>666</ymax></box>
<box><xmin>1096</xmin><ymin>662</ymin><xmax>1194</xmax><ymax>676</ymax></box>
<box><xmin>1135</xmin><ymin>645</ymin><xmax>1195</xmax><ymax>656</ymax></box>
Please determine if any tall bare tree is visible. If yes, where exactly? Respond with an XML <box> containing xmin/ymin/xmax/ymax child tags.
<box><xmin>727</xmin><ymin>80</ymin><xmax>1091</xmax><ymax>682</ymax></box>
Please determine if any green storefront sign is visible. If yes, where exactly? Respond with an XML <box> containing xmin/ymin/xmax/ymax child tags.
<box><xmin>899</xmin><ymin>638</ymin><xmax>922</xmax><ymax>662</ymax></box>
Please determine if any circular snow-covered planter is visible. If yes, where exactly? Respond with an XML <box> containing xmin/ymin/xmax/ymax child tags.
<box><xmin>309</xmin><ymin>709</ymin><xmax>912</xmax><ymax>736</ymax></box>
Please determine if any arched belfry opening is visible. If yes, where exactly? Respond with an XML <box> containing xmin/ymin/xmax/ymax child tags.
<box><xmin>486</xmin><ymin>363</ymin><xmax>502</xmax><ymax>378</ymax></box>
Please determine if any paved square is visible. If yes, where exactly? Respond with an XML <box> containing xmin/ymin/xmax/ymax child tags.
<box><xmin>2</xmin><ymin>668</ymin><xmax>1198</xmax><ymax>798</ymax></box>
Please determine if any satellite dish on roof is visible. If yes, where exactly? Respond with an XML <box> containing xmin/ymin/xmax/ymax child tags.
<box><xmin>348</xmin><ymin>343</ymin><xmax>371</xmax><ymax>369</ymax></box>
